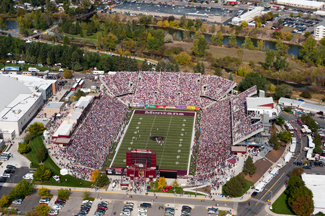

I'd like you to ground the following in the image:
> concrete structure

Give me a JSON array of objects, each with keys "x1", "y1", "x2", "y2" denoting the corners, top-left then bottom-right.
[
  {"x1": 232, "y1": 7, "x2": 264, "y2": 25},
  {"x1": 301, "y1": 173, "x2": 325, "y2": 214},
  {"x1": 2, "y1": 74, "x2": 58, "y2": 101},
  {"x1": 43, "y1": 102, "x2": 65, "y2": 118},
  {"x1": 276, "y1": 0, "x2": 325, "y2": 9},
  {"x1": 52, "y1": 120, "x2": 75, "y2": 139},
  {"x1": 314, "y1": 20, "x2": 325, "y2": 41},
  {"x1": 247, "y1": 97, "x2": 279, "y2": 119},
  {"x1": 279, "y1": 97, "x2": 325, "y2": 114},
  {"x1": 0, "y1": 75, "x2": 44, "y2": 136}
]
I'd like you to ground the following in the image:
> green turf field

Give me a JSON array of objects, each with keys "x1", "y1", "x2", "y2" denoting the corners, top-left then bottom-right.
[{"x1": 111, "y1": 111, "x2": 195, "y2": 171}]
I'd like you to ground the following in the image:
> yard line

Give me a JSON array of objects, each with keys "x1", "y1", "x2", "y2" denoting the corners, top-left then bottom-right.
[
  {"x1": 144, "y1": 115, "x2": 157, "y2": 150},
  {"x1": 159, "y1": 116, "x2": 173, "y2": 167}
]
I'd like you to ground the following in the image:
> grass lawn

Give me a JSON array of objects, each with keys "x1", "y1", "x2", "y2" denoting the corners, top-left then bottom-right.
[
  {"x1": 63, "y1": 29, "x2": 99, "y2": 41},
  {"x1": 271, "y1": 192, "x2": 295, "y2": 215},
  {"x1": 111, "y1": 112, "x2": 195, "y2": 171},
  {"x1": 281, "y1": 27, "x2": 295, "y2": 33},
  {"x1": 26, "y1": 136, "x2": 92, "y2": 187},
  {"x1": 149, "y1": 187, "x2": 205, "y2": 196},
  {"x1": 222, "y1": 179, "x2": 254, "y2": 197}
]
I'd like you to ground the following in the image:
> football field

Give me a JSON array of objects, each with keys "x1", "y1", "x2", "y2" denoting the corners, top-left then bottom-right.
[{"x1": 111, "y1": 110, "x2": 195, "y2": 171}]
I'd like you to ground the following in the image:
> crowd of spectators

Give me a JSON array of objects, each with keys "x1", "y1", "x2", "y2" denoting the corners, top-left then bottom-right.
[
  {"x1": 231, "y1": 86, "x2": 263, "y2": 143},
  {"x1": 101, "y1": 72, "x2": 236, "y2": 107},
  {"x1": 62, "y1": 93, "x2": 129, "y2": 170}
]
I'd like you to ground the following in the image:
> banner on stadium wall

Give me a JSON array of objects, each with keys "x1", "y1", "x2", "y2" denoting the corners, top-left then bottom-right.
[
  {"x1": 176, "y1": 106, "x2": 187, "y2": 109},
  {"x1": 187, "y1": 106, "x2": 196, "y2": 109},
  {"x1": 145, "y1": 104, "x2": 156, "y2": 108},
  {"x1": 156, "y1": 106, "x2": 166, "y2": 108},
  {"x1": 136, "y1": 104, "x2": 145, "y2": 107},
  {"x1": 167, "y1": 106, "x2": 175, "y2": 109}
]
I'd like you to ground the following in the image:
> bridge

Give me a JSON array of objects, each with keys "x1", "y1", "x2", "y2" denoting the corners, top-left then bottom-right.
[{"x1": 29, "y1": 9, "x2": 101, "y2": 39}]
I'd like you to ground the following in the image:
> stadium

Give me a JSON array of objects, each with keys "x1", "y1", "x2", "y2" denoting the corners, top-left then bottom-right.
[{"x1": 62, "y1": 71, "x2": 277, "y2": 180}]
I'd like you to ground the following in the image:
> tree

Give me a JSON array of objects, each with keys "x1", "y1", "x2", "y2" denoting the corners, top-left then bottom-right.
[
  {"x1": 320, "y1": 37, "x2": 325, "y2": 47},
  {"x1": 172, "y1": 180, "x2": 179, "y2": 188},
  {"x1": 36, "y1": 145, "x2": 48, "y2": 163},
  {"x1": 263, "y1": 50, "x2": 276, "y2": 69},
  {"x1": 274, "y1": 84, "x2": 293, "y2": 100},
  {"x1": 91, "y1": 169, "x2": 100, "y2": 182},
  {"x1": 242, "y1": 37, "x2": 254, "y2": 50},
  {"x1": 290, "y1": 167, "x2": 304, "y2": 177},
  {"x1": 34, "y1": 204, "x2": 51, "y2": 216},
  {"x1": 191, "y1": 32, "x2": 207, "y2": 56},
  {"x1": 223, "y1": 176, "x2": 242, "y2": 197},
  {"x1": 82, "y1": 191, "x2": 91, "y2": 200},
  {"x1": 62, "y1": 36, "x2": 70, "y2": 45},
  {"x1": 229, "y1": 33, "x2": 237, "y2": 46},
  {"x1": 97, "y1": 174, "x2": 109, "y2": 187},
  {"x1": 275, "y1": 39, "x2": 289, "y2": 56},
  {"x1": 243, "y1": 156, "x2": 256, "y2": 177},
  {"x1": 300, "y1": 90, "x2": 311, "y2": 99},
  {"x1": 275, "y1": 116, "x2": 286, "y2": 125},
  {"x1": 237, "y1": 49, "x2": 244, "y2": 62},
  {"x1": 304, "y1": 31, "x2": 311, "y2": 38},
  {"x1": 18, "y1": 142, "x2": 31, "y2": 154},
  {"x1": 211, "y1": 24, "x2": 216, "y2": 33},
  {"x1": 269, "y1": 132, "x2": 281, "y2": 150},
  {"x1": 63, "y1": 70, "x2": 72, "y2": 79},
  {"x1": 228, "y1": 72, "x2": 233, "y2": 81},
  {"x1": 291, "y1": 195, "x2": 314, "y2": 216},
  {"x1": 174, "y1": 63, "x2": 180, "y2": 72},
  {"x1": 174, "y1": 52, "x2": 191, "y2": 65},
  {"x1": 28, "y1": 122, "x2": 46, "y2": 137},
  {"x1": 257, "y1": 40, "x2": 264, "y2": 51},
  {"x1": 57, "y1": 188, "x2": 70, "y2": 200},
  {"x1": 157, "y1": 177, "x2": 167, "y2": 189},
  {"x1": 164, "y1": 34, "x2": 173, "y2": 43},
  {"x1": 10, "y1": 180, "x2": 34, "y2": 198},
  {"x1": 0, "y1": 17, "x2": 6, "y2": 30},
  {"x1": 0, "y1": 194, "x2": 11, "y2": 208},
  {"x1": 211, "y1": 30, "x2": 223, "y2": 46},
  {"x1": 316, "y1": 212, "x2": 325, "y2": 216},
  {"x1": 278, "y1": 131, "x2": 291, "y2": 143},
  {"x1": 241, "y1": 21, "x2": 248, "y2": 28},
  {"x1": 33, "y1": 165, "x2": 52, "y2": 181},
  {"x1": 240, "y1": 72, "x2": 268, "y2": 92},
  {"x1": 37, "y1": 187, "x2": 49, "y2": 196}
]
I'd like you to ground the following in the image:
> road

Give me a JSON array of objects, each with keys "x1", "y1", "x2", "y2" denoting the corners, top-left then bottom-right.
[{"x1": 237, "y1": 111, "x2": 307, "y2": 216}]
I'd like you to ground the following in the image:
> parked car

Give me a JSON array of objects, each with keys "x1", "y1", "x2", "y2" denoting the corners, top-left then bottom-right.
[
  {"x1": 302, "y1": 166, "x2": 311, "y2": 169},
  {"x1": 4, "y1": 169, "x2": 15, "y2": 174},
  {"x1": 6, "y1": 165, "x2": 16, "y2": 169},
  {"x1": 162, "y1": 186, "x2": 173, "y2": 192},
  {"x1": 140, "y1": 203, "x2": 152, "y2": 208}
]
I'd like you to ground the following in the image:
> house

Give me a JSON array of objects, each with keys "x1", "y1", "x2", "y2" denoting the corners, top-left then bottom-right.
[{"x1": 314, "y1": 20, "x2": 325, "y2": 40}]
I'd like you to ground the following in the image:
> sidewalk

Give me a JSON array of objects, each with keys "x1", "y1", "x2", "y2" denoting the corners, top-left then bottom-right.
[{"x1": 264, "y1": 185, "x2": 288, "y2": 216}]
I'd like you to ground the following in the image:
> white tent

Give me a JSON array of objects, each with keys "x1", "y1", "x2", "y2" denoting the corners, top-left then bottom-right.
[{"x1": 60, "y1": 169, "x2": 69, "y2": 176}]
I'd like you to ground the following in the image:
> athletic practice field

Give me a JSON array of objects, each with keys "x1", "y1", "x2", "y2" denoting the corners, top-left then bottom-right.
[{"x1": 111, "y1": 110, "x2": 196, "y2": 171}]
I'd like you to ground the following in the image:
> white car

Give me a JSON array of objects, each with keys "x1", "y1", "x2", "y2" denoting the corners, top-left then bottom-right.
[
  {"x1": 59, "y1": 69, "x2": 64, "y2": 72},
  {"x1": 125, "y1": 202, "x2": 134, "y2": 206},
  {"x1": 120, "y1": 212, "x2": 130, "y2": 216},
  {"x1": 82, "y1": 200, "x2": 93, "y2": 204},
  {"x1": 53, "y1": 175, "x2": 60, "y2": 182},
  {"x1": 39, "y1": 198, "x2": 50, "y2": 204},
  {"x1": 52, "y1": 204, "x2": 62, "y2": 210},
  {"x1": 12, "y1": 199, "x2": 22, "y2": 204},
  {"x1": 138, "y1": 208, "x2": 147, "y2": 213},
  {"x1": 138, "y1": 214, "x2": 147, "y2": 216}
]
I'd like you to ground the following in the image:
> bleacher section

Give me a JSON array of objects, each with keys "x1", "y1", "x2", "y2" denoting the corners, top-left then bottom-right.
[{"x1": 100, "y1": 71, "x2": 236, "y2": 107}]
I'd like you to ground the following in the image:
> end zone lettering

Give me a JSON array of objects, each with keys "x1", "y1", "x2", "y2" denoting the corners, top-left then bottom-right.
[{"x1": 134, "y1": 110, "x2": 195, "y2": 117}]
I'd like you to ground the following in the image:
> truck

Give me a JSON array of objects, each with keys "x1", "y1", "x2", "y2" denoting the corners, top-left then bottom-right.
[
  {"x1": 315, "y1": 10, "x2": 325, "y2": 16},
  {"x1": 255, "y1": 182, "x2": 267, "y2": 193},
  {"x1": 93, "y1": 70, "x2": 104, "y2": 75},
  {"x1": 91, "y1": 86, "x2": 97, "y2": 90},
  {"x1": 94, "y1": 76, "x2": 98, "y2": 81}
]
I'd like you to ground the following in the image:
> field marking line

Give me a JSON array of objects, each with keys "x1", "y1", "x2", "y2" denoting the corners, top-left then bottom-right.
[
  {"x1": 159, "y1": 116, "x2": 173, "y2": 167},
  {"x1": 255, "y1": 172, "x2": 285, "y2": 206},
  {"x1": 187, "y1": 113, "x2": 197, "y2": 175},
  {"x1": 110, "y1": 110, "x2": 135, "y2": 167},
  {"x1": 144, "y1": 115, "x2": 157, "y2": 150}
]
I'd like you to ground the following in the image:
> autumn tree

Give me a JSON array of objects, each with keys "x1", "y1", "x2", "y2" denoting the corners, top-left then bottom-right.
[
  {"x1": 157, "y1": 177, "x2": 167, "y2": 189},
  {"x1": 34, "y1": 204, "x2": 51, "y2": 216},
  {"x1": 57, "y1": 189, "x2": 70, "y2": 200},
  {"x1": 37, "y1": 187, "x2": 49, "y2": 196},
  {"x1": 0, "y1": 194, "x2": 11, "y2": 208},
  {"x1": 172, "y1": 180, "x2": 179, "y2": 188},
  {"x1": 174, "y1": 52, "x2": 191, "y2": 65},
  {"x1": 33, "y1": 165, "x2": 52, "y2": 181},
  {"x1": 91, "y1": 169, "x2": 101, "y2": 182},
  {"x1": 28, "y1": 122, "x2": 46, "y2": 137},
  {"x1": 291, "y1": 195, "x2": 314, "y2": 216}
]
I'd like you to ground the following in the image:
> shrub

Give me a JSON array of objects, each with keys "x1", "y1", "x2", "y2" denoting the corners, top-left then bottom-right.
[
  {"x1": 300, "y1": 90, "x2": 311, "y2": 99},
  {"x1": 37, "y1": 187, "x2": 49, "y2": 196},
  {"x1": 36, "y1": 145, "x2": 48, "y2": 163},
  {"x1": 284, "y1": 106, "x2": 292, "y2": 112}
]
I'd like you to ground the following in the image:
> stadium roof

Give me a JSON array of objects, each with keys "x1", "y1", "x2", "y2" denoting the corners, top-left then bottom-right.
[
  {"x1": 0, "y1": 75, "x2": 32, "y2": 112},
  {"x1": 301, "y1": 173, "x2": 325, "y2": 214}
]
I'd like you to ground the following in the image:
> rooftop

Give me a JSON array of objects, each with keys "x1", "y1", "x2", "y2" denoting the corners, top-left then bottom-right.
[
  {"x1": 0, "y1": 75, "x2": 32, "y2": 112},
  {"x1": 277, "y1": 0, "x2": 325, "y2": 7},
  {"x1": 2, "y1": 74, "x2": 56, "y2": 92},
  {"x1": 0, "y1": 92, "x2": 43, "y2": 122},
  {"x1": 28, "y1": 118, "x2": 50, "y2": 127},
  {"x1": 44, "y1": 102, "x2": 64, "y2": 109},
  {"x1": 246, "y1": 97, "x2": 275, "y2": 109}
]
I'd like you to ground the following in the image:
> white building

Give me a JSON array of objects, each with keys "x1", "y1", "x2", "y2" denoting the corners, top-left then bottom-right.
[
  {"x1": 279, "y1": 97, "x2": 325, "y2": 114},
  {"x1": 276, "y1": 0, "x2": 325, "y2": 9},
  {"x1": 246, "y1": 97, "x2": 280, "y2": 119},
  {"x1": 1, "y1": 74, "x2": 58, "y2": 101},
  {"x1": 301, "y1": 173, "x2": 325, "y2": 214},
  {"x1": 232, "y1": 7, "x2": 264, "y2": 25},
  {"x1": 0, "y1": 76, "x2": 44, "y2": 137},
  {"x1": 314, "y1": 20, "x2": 325, "y2": 41}
]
